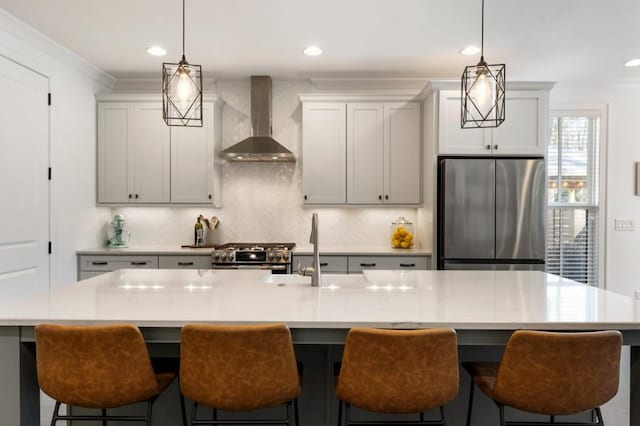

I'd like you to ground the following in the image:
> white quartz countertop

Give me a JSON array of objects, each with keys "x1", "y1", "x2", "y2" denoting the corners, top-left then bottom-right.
[
  {"x1": 0, "y1": 269, "x2": 637, "y2": 329},
  {"x1": 77, "y1": 245, "x2": 431, "y2": 256}
]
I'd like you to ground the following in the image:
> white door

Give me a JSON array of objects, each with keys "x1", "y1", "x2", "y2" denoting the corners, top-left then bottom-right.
[
  {"x1": 302, "y1": 103, "x2": 347, "y2": 204},
  {"x1": 438, "y1": 90, "x2": 491, "y2": 155},
  {"x1": 491, "y1": 92, "x2": 544, "y2": 155},
  {"x1": 384, "y1": 102, "x2": 422, "y2": 204},
  {"x1": 347, "y1": 103, "x2": 384, "y2": 204},
  {"x1": 97, "y1": 102, "x2": 133, "y2": 203},
  {"x1": 133, "y1": 103, "x2": 171, "y2": 203},
  {"x1": 171, "y1": 103, "x2": 214, "y2": 203},
  {"x1": 0, "y1": 57, "x2": 50, "y2": 296}
]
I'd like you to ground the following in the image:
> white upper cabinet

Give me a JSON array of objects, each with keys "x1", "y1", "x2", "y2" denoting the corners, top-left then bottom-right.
[
  {"x1": 384, "y1": 102, "x2": 421, "y2": 204},
  {"x1": 438, "y1": 88, "x2": 548, "y2": 156},
  {"x1": 170, "y1": 103, "x2": 218, "y2": 204},
  {"x1": 97, "y1": 94, "x2": 222, "y2": 206},
  {"x1": 133, "y1": 103, "x2": 170, "y2": 203},
  {"x1": 302, "y1": 102, "x2": 347, "y2": 204},
  {"x1": 98, "y1": 103, "x2": 133, "y2": 203},
  {"x1": 301, "y1": 95, "x2": 422, "y2": 206},
  {"x1": 347, "y1": 103, "x2": 384, "y2": 204}
]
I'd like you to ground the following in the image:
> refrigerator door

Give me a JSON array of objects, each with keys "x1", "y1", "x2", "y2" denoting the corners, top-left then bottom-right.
[
  {"x1": 495, "y1": 159, "x2": 546, "y2": 260},
  {"x1": 443, "y1": 159, "x2": 496, "y2": 259}
]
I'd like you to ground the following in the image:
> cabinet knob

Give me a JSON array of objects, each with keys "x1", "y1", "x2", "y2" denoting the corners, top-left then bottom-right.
[
  {"x1": 378, "y1": 195, "x2": 382, "y2": 200},
  {"x1": 486, "y1": 144, "x2": 491, "y2": 150},
  {"x1": 128, "y1": 194, "x2": 132, "y2": 199},
  {"x1": 304, "y1": 195, "x2": 308, "y2": 201},
  {"x1": 385, "y1": 195, "x2": 389, "y2": 200},
  {"x1": 135, "y1": 194, "x2": 139, "y2": 199},
  {"x1": 494, "y1": 144, "x2": 499, "y2": 150},
  {"x1": 208, "y1": 194, "x2": 212, "y2": 200}
]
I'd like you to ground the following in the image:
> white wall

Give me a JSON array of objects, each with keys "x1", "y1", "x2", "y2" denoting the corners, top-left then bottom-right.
[
  {"x1": 551, "y1": 82, "x2": 640, "y2": 298},
  {"x1": 113, "y1": 79, "x2": 421, "y2": 248},
  {"x1": 0, "y1": 9, "x2": 113, "y2": 288}
]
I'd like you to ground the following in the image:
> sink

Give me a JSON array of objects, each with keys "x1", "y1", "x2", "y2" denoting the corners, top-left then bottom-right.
[{"x1": 264, "y1": 274, "x2": 367, "y2": 288}]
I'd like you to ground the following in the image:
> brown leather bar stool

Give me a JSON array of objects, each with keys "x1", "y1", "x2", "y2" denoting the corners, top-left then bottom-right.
[
  {"x1": 463, "y1": 330, "x2": 623, "y2": 426},
  {"x1": 180, "y1": 323, "x2": 301, "y2": 426},
  {"x1": 336, "y1": 328, "x2": 459, "y2": 426},
  {"x1": 35, "y1": 323, "x2": 183, "y2": 425}
]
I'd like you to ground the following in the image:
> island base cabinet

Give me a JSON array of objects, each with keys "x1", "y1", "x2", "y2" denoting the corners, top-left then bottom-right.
[{"x1": 348, "y1": 255, "x2": 429, "y2": 273}]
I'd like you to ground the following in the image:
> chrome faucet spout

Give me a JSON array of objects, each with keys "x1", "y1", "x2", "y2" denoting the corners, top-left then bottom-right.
[{"x1": 298, "y1": 213, "x2": 322, "y2": 287}]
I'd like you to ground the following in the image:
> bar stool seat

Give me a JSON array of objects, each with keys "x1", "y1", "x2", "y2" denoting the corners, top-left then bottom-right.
[
  {"x1": 463, "y1": 330, "x2": 623, "y2": 426},
  {"x1": 180, "y1": 323, "x2": 301, "y2": 426},
  {"x1": 336, "y1": 328, "x2": 459, "y2": 426},
  {"x1": 35, "y1": 324, "x2": 184, "y2": 425}
]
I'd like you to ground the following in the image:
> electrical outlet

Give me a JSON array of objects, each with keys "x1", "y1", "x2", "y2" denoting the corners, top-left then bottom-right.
[{"x1": 614, "y1": 219, "x2": 635, "y2": 231}]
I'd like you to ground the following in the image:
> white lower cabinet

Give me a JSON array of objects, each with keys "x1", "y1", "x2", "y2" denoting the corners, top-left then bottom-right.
[
  {"x1": 292, "y1": 254, "x2": 430, "y2": 274},
  {"x1": 158, "y1": 256, "x2": 212, "y2": 269},
  {"x1": 77, "y1": 255, "x2": 159, "y2": 280},
  {"x1": 97, "y1": 95, "x2": 222, "y2": 206}
]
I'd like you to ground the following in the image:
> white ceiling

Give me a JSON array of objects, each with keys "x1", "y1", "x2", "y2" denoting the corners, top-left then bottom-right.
[{"x1": 1, "y1": 0, "x2": 639, "y2": 83}]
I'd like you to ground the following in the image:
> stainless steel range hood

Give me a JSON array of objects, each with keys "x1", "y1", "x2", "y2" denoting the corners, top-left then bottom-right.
[{"x1": 220, "y1": 76, "x2": 295, "y2": 162}]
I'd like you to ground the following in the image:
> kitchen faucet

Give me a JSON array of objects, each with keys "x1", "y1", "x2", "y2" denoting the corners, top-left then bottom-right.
[{"x1": 297, "y1": 213, "x2": 322, "y2": 287}]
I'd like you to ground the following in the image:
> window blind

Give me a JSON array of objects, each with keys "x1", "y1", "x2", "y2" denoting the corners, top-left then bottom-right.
[{"x1": 546, "y1": 115, "x2": 600, "y2": 286}]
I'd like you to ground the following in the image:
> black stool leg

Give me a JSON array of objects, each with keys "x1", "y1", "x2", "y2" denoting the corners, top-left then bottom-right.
[
  {"x1": 337, "y1": 400, "x2": 343, "y2": 426},
  {"x1": 102, "y1": 408, "x2": 107, "y2": 426},
  {"x1": 294, "y1": 399, "x2": 300, "y2": 426},
  {"x1": 191, "y1": 402, "x2": 199, "y2": 426},
  {"x1": 179, "y1": 394, "x2": 188, "y2": 426},
  {"x1": 50, "y1": 401, "x2": 61, "y2": 426},
  {"x1": 498, "y1": 404, "x2": 505, "y2": 426},
  {"x1": 440, "y1": 406, "x2": 446, "y2": 426},
  {"x1": 466, "y1": 380, "x2": 475, "y2": 426},
  {"x1": 595, "y1": 407, "x2": 604, "y2": 425},
  {"x1": 146, "y1": 400, "x2": 154, "y2": 426}
]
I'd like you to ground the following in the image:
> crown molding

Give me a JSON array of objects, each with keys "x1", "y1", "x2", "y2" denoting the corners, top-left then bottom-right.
[
  {"x1": 95, "y1": 92, "x2": 222, "y2": 104},
  {"x1": 0, "y1": 8, "x2": 115, "y2": 88},
  {"x1": 299, "y1": 92, "x2": 426, "y2": 103},
  {"x1": 112, "y1": 77, "x2": 217, "y2": 93},
  {"x1": 421, "y1": 80, "x2": 557, "y2": 98}
]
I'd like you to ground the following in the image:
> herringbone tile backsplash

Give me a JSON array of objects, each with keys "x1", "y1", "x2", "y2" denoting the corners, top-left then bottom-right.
[{"x1": 113, "y1": 80, "x2": 421, "y2": 248}]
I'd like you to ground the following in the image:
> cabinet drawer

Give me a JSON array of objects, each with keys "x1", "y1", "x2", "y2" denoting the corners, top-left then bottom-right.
[
  {"x1": 80, "y1": 255, "x2": 158, "y2": 271},
  {"x1": 158, "y1": 255, "x2": 212, "y2": 269},
  {"x1": 348, "y1": 256, "x2": 429, "y2": 273},
  {"x1": 292, "y1": 255, "x2": 348, "y2": 273}
]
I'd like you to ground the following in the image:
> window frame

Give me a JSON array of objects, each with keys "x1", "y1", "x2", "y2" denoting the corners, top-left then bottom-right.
[{"x1": 547, "y1": 104, "x2": 608, "y2": 288}]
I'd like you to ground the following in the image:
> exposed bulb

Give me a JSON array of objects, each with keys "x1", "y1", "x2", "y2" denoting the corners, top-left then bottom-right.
[
  {"x1": 470, "y1": 70, "x2": 495, "y2": 114},
  {"x1": 176, "y1": 66, "x2": 195, "y2": 104}
]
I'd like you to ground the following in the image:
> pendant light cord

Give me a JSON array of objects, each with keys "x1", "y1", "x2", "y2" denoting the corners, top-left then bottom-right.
[
  {"x1": 182, "y1": 0, "x2": 185, "y2": 58},
  {"x1": 480, "y1": 0, "x2": 485, "y2": 62}
]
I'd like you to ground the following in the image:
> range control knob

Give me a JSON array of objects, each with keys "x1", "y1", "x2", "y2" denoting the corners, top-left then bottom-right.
[
  {"x1": 268, "y1": 252, "x2": 275, "y2": 261},
  {"x1": 221, "y1": 253, "x2": 228, "y2": 261},
  {"x1": 275, "y1": 252, "x2": 283, "y2": 261},
  {"x1": 283, "y1": 252, "x2": 289, "y2": 260},
  {"x1": 213, "y1": 253, "x2": 220, "y2": 261},
  {"x1": 229, "y1": 253, "x2": 234, "y2": 261}
]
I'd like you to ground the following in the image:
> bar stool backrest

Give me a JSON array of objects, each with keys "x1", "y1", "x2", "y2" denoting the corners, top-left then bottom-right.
[
  {"x1": 35, "y1": 324, "x2": 159, "y2": 408},
  {"x1": 336, "y1": 328, "x2": 459, "y2": 414},
  {"x1": 493, "y1": 330, "x2": 623, "y2": 415},
  {"x1": 180, "y1": 323, "x2": 300, "y2": 411}
]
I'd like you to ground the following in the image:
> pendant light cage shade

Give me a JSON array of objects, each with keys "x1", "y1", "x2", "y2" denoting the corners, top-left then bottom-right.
[
  {"x1": 162, "y1": 61, "x2": 203, "y2": 127},
  {"x1": 461, "y1": 62, "x2": 505, "y2": 128}
]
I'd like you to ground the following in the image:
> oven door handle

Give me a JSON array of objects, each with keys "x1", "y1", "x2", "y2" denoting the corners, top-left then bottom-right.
[{"x1": 212, "y1": 264, "x2": 288, "y2": 271}]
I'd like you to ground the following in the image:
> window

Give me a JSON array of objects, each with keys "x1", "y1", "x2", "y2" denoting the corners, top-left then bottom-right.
[{"x1": 546, "y1": 110, "x2": 604, "y2": 287}]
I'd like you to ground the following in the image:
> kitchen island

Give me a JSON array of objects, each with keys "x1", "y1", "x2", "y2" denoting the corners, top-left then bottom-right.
[{"x1": 1, "y1": 269, "x2": 640, "y2": 425}]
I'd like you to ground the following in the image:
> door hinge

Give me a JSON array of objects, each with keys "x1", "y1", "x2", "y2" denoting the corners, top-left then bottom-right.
[
  {"x1": 48, "y1": 167, "x2": 52, "y2": 180},
  {"x1": 47, "y1": 93, "x2": 51, "y2": 106},
  {"x1": 48, "y1": 241, "x2": 52, "y2": 254}
]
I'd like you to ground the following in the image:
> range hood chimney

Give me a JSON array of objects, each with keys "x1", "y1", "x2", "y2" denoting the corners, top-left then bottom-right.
[{"x1": 220, "y1": 76, "x2": 295, "y2": 162}]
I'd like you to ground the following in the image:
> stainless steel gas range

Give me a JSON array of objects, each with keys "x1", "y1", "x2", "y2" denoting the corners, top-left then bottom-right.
[{"x1": 211, "y1": 243, "x2": 295, "y2": 274}]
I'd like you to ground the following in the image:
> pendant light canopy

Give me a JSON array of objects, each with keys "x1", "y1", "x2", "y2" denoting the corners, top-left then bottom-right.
[
  {"x1": 162, "y1": 0, "x2": 203, "y2": 127},
  {"x1": 461, "y1": 0, "x2": 505, "y2": 129}
]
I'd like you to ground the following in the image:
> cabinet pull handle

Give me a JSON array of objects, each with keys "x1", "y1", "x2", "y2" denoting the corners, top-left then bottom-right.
[
  {"x1": 135, "y1": 194, "x2": 139, "y2": 199},
  {"x1": 320, "y1": 262, "x2": 329, "y2": 267},
  {"x1": 400, "y1": 263, "x2": 416, "y2": 268},
  {"x1": 360, "y1": 263, "x2": 376, "y2": 267},
  {"x1": 178, "y1": 262, "x2": 194, "y2": 266},
  {"x1": 486, "y1": 144, "x2": 491, "y2": 150},
  {"x1": 494, "y1": 144, "x2": 499, "y2": 150},
  {"x1": 130, "y1": 261, "x2": 147, "y2": 266},
  {"x1": 378, "y1": 195, "x2": 382, "y2": 200},
  {"x1": 128, "y1": 194, "x2": 132, "y2": 199},
  {"x1": 208, "y1": 194, "x2": 212, "y2": 200},
  {"x1": 385, "y1": 195, "x2": 389, "y2": 200},
  {"x1": 304, "y1": 195, "x2": 308, "y2": 201},
  {"x1": 91, "y1": 261, "x2": 108, "y2": 266}
]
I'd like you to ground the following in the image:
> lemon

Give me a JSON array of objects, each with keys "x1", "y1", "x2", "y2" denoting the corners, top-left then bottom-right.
[{"x1": 400, "y1": 241, "x2": 409, "y2": 248}]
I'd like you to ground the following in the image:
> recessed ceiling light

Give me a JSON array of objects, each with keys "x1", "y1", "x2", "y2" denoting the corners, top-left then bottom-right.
[
  {"x1": 146, "y1": 46, "x2": 167, "y2": 56},
  {"x1": 459, "y1": 46, "x2": 481, "y2": 56},
  {"x1": 304, "y1": 45, "x2": 323, "y2": 56},
  {"x1": 624, "y1": 58, "x2": 640, "y2": 67}
]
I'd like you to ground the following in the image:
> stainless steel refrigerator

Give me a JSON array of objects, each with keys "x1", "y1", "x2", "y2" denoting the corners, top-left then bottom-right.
[{"x1": 437, "y1": 157, "x2": 545, "y2": 270}]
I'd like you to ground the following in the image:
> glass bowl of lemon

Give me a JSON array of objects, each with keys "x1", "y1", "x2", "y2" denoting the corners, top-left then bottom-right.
[{"x1": 391, "y1": 217, "x2": 414, "y2": 249}]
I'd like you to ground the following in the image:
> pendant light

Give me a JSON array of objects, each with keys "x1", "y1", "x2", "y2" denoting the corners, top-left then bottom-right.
[
  {"x1": 461, "y1": 0, "x2": 505, "y2": 129},
  {"x1": 162, "y1": 0, "x2": 203, "y2": 127}
]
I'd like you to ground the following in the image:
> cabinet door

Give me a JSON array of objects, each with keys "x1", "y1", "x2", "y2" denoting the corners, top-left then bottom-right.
[
  {"x1": 171, "y1": 103, "x2": 214, "y2": 204},
  {"x1": 438, "y1": 90, "x2": 491, "y2": 155},
  {"x1": 347, "y1": 103, "x2": 384, "y2": 204},
  {"x1": 302, "y1": 103, "x2": 347, "y2": 204},
  {"x1": 133, "y1": 104, "x2": 170, "y2": 203},
  {"x1": 491, "y1": 92, "x2": 545, "y2": 155},
  {"x1": 384, "y1": 102, "x2": 421, "y2": 204},
  {"x1": 97, "y1": 103, "x2": 133, "y2": 203}
]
